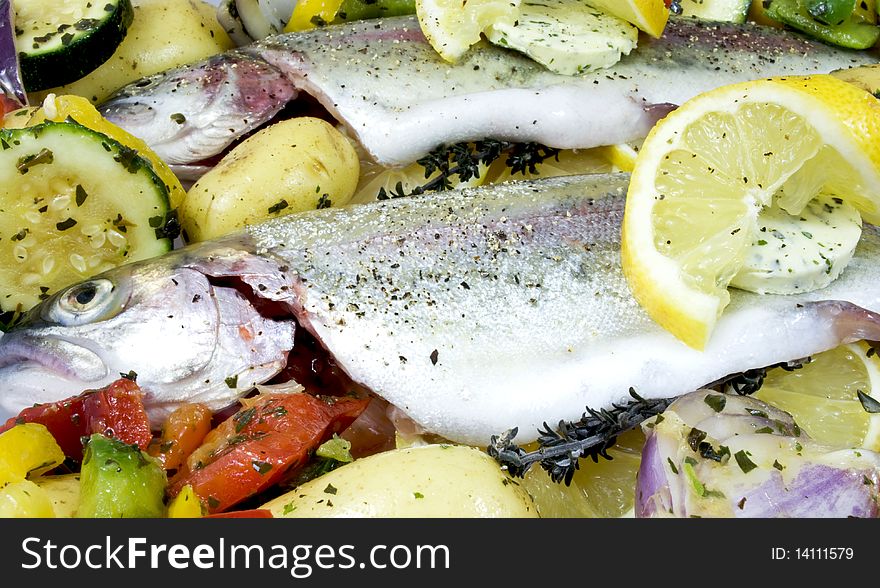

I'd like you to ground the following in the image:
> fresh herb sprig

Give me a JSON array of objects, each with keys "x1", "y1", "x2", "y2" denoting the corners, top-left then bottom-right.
[
  {"x1": 488, "y1": 388, "x2": 673, "y2": 485},
  {"x1": 706, "y1": 358, "x2": 809, "y2": 396},
  {"x1": 377, "y1": 140, "x2": 561, "y2": 200},
  {"x1": 489, "y1": 358, "x2": 811, "y2": 485}
]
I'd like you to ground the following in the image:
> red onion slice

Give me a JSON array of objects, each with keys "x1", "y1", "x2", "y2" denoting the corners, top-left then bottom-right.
[
  {"x1": 636, "y1": 390, "x2": 880, "y2": 518},
  {"x1": 0, "y1": 0, "x2": 26, "y2": 107}
]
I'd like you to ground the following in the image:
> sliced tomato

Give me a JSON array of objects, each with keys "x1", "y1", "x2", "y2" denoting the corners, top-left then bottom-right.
[
  {"x1": 0, "y1": 378, "x2": 151, "y2": 460},
  {"x1": 169, "y1": 393, "x2": 369, "y2": 513}
]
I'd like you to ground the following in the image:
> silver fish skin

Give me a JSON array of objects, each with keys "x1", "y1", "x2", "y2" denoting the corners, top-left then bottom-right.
[
  {"x1": 99, "y1": 16, "x2": 877, "y2": 168},
  {"x1": 3, "y1": 174, "x2": 880, "y2": 445}
]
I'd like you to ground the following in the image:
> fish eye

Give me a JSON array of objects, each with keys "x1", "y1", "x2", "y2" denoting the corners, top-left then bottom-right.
[
  {"x1": 42, "y1": 279, "x2": 130, "y2": 326},
  {"x1": 73, "y1": 283, "x2": 98, "y2": 305}
]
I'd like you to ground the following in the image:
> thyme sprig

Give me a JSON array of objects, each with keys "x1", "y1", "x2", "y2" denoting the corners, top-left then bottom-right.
[
  {"x1": 489, "y1": 359, "x2": 811, "y2": 485},
  {"x1": 487, "y1": 388, "x2": 673, "y2": 485},
  {"x1": 377, "y1": 140, "x2": 561, "y2": 200},
  {"x1": 707, "y1": 358, "x2": 809, "y2": 396}
]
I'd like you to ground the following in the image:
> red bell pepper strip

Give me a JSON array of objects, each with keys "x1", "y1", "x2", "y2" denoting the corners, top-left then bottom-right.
[
  {"x1": 147, "y1": 402, "x2": 213, "y2": 471},
  {"x1": 169, "y1": 393, "x2": 369, "y2": 513},
  {"x1": 0, "y1": 378, "x2": 152, "y2": 460}
]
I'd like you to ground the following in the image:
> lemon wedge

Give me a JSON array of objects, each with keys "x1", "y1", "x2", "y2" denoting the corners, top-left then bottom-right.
[
  {"x1": 519, "y1": 429, "x2": 644, "y2": 518},
  {"x1": 483, "y1": 147, "x2": 612, "y2": 184},
  {"x1": 353, "y1": 144, "x2": 619, "y2": 203},
  {"x1": 415, "y1": 0, "x2": 520, "y2": 62},
  {"x1": 621, "y1": 75, "x2": 880, "y2": 349},
  {"x1": 596, "y1": 142, "x2": 641, "y2": 173},
  {"x1": 351, "y1": 153, "x2": 487, "y2": 204},
  {"x1": 583, "y1": 0, "x2": 669, "y2": 37},
  {"x1": 755, "y1": 342, "x2": 880, "y2": 451}
]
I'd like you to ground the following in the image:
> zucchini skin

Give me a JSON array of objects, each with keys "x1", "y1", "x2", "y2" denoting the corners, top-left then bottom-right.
[
  {"x1": 19, "y1": 0, "x2": 134, "y2": 91},
  {"x1": 0, "y1": 118, "x2": 173, "y2": 217}
]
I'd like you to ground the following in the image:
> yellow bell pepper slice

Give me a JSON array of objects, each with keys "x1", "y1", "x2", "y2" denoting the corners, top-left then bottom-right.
[
  {"x1": 167, "y1": 484, "x2": 204, "y2": 518},
  {"x1": 0, "y1": 423, "x2": 65, "y2": 483}
]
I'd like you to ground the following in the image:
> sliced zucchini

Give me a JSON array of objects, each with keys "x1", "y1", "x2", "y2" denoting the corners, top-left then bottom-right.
[
  {"x1": 679, "y1": 0, "x2": 752, "y2": 23},
  {"x1": 485, "y1": 0, "x2": 639, "y2": 75},
  {"x1": 13, "y1": 0, "x2": 133, "y2": 91},
  {"x1": 0, "y1": 120, "x2": 171, "y2": 312}
]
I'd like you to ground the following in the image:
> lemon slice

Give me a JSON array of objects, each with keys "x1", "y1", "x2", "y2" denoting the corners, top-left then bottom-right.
[
  {"x1": 621, "y1": 75, "x2": 880, "y2": 349},
  {"x1": 285, "y1": 0, "x2": 345, "y2": 31},
  {"x1": 583, "y1": 0, "x2": 669, "y2": 37},
  {"x1": 754, "y1": 342, "x2": 880, "y2": 451},
  {"x1": 520, "y1": 467, "x2": 601, "y2": 517},
  {"x1": 350, "y1": 162, "x2": 432, "y2": 205},
  {"x1": 519, "y1": 429, "x2": 644, "y2": 517},
  {"x1": 351, "y1": 149, "x2": 488, "y2": 204},
  {"x1": 832, "y1": 63, "x2": 880, "y2": 97},
  {"x1": 596, "y1": 142, "x2": 641, "y2": 173},
  {"x1": 483, "y1": 147, "x2": 613, "y2": 184},
  {"x1": 415, "y1": 0, "x2": 520, "y2": 62}
]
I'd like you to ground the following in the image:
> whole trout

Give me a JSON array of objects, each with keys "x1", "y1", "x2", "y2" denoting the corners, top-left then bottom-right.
[
  {"x1": 2, "y1": 174, "x2": 880, "y2": 445},
  {"x1": 99, "y1": 16, "x2": 877, "y2": 170}
]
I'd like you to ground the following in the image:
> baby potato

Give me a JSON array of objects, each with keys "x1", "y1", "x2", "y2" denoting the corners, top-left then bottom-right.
[
  {"x1": 33, "y1": 474, "x2": 81, "y2": 518},
  {"x1": 180, "y1": 117, "x2": 360, "y2": 242},
  {"x1": 34, "y1": 0, "x2": 235, "y2": 104},
  {"x1": 0, "y1": 480, "x2": 56, "y2": 518},
  {"x1": 261, "y1": 445, "x2": 539, "y2": 518}
]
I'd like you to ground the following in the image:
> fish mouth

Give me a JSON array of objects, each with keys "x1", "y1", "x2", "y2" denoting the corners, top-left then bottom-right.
[
  {"x1": 0, "y1": 333, "x2": 109, "y2": 381},
  {"x1": 0, "y1": 333, "x2": 111, "y2": 419}
]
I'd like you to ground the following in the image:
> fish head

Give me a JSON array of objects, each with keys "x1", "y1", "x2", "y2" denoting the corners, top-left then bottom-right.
[
  {"x1": 0, "y1": 240, "x2": 297, "y2": 422},
  {"x1": 100, "y1": 52, "x2": 298, "y2": 167}
]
